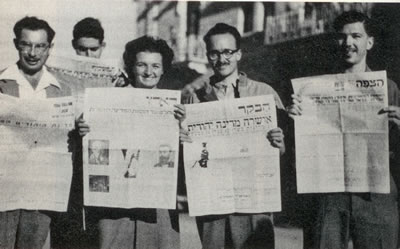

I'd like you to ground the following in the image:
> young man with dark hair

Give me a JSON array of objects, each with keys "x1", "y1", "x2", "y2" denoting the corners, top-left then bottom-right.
[
  {"x1": 0, "y1": 16, "x2": 71, "y2": 249},
  {"x1": 72, "y1": 17, "x2": 105, "y2": 58},
  {"x1": 183, "y1": 22, "x2": 286, "y2": 249},
  {"x1": 288, "y1": 10, "x2": 400, "y2": 249}
]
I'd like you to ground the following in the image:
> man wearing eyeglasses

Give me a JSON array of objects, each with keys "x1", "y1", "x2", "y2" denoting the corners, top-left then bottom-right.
[
  {"x1": 183, "y1": 23, "x2": 286, "y2": 249},
  {"x1": 72, "y1": 17, "x2": 105, "y2": 59},
  {"x1": 0, "y1": 16, "x2": 71, "y2": 249}
]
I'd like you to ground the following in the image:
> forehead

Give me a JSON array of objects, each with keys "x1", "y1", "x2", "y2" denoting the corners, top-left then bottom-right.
[
  {"x1": 135, "y1": 51, "x2": 162, "y2": 63},
  {"x1": 19, "y1": 29, "x2": 48, "y2": 43},
  {"x1": 208, "y1": 33, "x2": 237, "y2": 49},
  {"x1": 76, "y1": 37, "x2": 101, "y2": 47},
  {"x1": 339, "y1": 22, "x2": 367, "y2": 34}
]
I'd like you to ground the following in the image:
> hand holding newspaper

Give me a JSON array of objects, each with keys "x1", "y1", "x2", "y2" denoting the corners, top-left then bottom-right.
[{"x1": 291, "y1": 71, "x2": 390, "y2": 194}]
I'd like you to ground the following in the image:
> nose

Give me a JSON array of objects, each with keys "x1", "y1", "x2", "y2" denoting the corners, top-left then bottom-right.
[
  {"x1": 88, "y1": 50, "x2": 96, "y2": 58},
  {"x1": 27, "y1": 45, "x2": 37, "y2": 57},
  {"x1": 144, "y1": 66, "x2": 153, "y2": 75},
  {"x1": 217, "y1": 53, "x2": 226, "y2": 63},
  {"x1": 344, "y1": 35, "x2": 353, "y2": 47}
]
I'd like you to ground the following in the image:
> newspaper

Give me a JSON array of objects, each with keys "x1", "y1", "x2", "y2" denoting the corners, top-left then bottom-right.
[
  {"x1": 83, "y1": 88, "x2": 180, "y2": 209},
  {"x1": 0, "y1": 94, "x2": 75, "y2": 211},
  {"x1": 184, "y1": 95, "x2": 281, "y2": 216},
  {"x1": 46, "y1": 55, "x2": 121, "y2": 116},
  {"x1": 292, "y1": 71, "x2": 390, "y2": 194}
]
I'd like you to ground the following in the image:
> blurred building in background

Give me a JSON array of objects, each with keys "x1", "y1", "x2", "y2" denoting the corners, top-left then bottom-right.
[{"x1": 134, "y1": 1, "x2": 373, "y2": 73}]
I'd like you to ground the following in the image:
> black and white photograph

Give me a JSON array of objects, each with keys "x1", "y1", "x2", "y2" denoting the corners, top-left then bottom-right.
[
  {"x1": 89, "y1": 175, "x2": 110, "y2": 193},
  {"x1": 154, "y1": 144, "x2": 175, "y2": 168},
  {"x1": 88, "y1": 139, "x2": 109, "y2": 165},
  {"x1": 1, "y1": 1, "x2": 400, "y2": 249}
]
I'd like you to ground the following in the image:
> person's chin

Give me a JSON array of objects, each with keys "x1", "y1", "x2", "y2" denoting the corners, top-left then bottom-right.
[
  {"x1": 20, "y1": 64, "x2": 43, "y2": 74},
  {"x1": 139, "y1": 79, "x2": 158, "y2": 88},
  {"x1": 217, "y1": 69, "x2": 233, "y2": 77}
]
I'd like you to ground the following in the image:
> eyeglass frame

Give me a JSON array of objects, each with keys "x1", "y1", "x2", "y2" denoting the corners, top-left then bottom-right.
[
  {"x1": 17, "y1": 41, "x2": 50, "y2": 54},
  {"x1": 206, "y1": 48, "x2": 240, "y2": 61}
]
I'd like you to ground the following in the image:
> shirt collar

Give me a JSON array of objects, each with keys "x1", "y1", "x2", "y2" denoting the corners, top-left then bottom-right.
[
  {"x1": 0, "y1": 63, "x2": 60, "y2": 90},
  {"x1": 210, "y1": 71, "x2": 240, "y2": 89}
]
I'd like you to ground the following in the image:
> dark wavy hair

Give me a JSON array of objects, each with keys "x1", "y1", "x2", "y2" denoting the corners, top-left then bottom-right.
[
  {"x1": 203, "y1": 23, "x2": 241, "y2": 50},
  {"x1": 14, "y1": 16, "x2": 55, "y2": 43},
  {"x1": 123, "y1": 36, "x2": 174, "y2": 79},
  {"x1": 73, "y1": 17, "x2": 104, "y2": 43},
  {"x1": 333, "y1": 11, "x2": 375, "y2": 37}
]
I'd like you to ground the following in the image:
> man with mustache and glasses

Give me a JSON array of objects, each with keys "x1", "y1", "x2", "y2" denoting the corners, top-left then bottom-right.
[
  {"x1": 288, "y1": 11, "x2": 400, "y2": 249},
  {"x1": 183, "y1": 23, "x2": 286, "y2": 249},
  {"x1": 0, "y1": 16, "x2": 71, "y2": 249}
]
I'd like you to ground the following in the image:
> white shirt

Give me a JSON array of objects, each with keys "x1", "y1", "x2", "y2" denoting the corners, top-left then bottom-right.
[
  {"x1": 0, "y1": 64, "x2": 60, "y2": 99},
  {"x1": 212, "y1": 72, "x2": 238, "y2": 100}
]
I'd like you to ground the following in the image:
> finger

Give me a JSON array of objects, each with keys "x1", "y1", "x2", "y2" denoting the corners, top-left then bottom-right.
[
  {"x1": 270, "y1": 140, "x2": 283, "y2": 149},
  {"x1": 174, "y1": 110, "x2": 185, "y2": 117},
  {"x1": 78, "y1": 123, "x2": 90, "y2": 129},
  {"x1": 389, "y1": 117, "x2": 400, "y2": 126},
  {"x1": 287, "y1": 105, "x2": 302, "y2": 116},
  {"x1": 292, "y1": 100, "x2": 303, "y2": 112},
  {"x1": 174, "y1": 104, "x2": 185, "y2": 110},
  {"x1": 179, "y1": 135, "x2": 193, "y2": 143},
  {"x1": 291, "y1": 94, "x2": 302, "y2": 103},
  {"x1": 268, "y1": 127, "x2": 282, "y2": 133},
  {"x1": 388, "y1": 112, "x2": 400, "y2": 119},
  {"x1": 267, "y1": 133, "x2": 284, "y2": 140},
  {"x1": 269, "y1": 135, "x2": 284, "y2": 141}
]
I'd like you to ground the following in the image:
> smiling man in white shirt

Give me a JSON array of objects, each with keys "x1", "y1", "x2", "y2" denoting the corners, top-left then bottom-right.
[{"x1": 0, "y1": 16, "x2": 71, "y2": 249}]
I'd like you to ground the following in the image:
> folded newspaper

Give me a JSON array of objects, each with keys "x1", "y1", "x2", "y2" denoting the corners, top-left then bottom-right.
[{"x1": 291, "y1": 71, "x2": 390, "y2": 194}]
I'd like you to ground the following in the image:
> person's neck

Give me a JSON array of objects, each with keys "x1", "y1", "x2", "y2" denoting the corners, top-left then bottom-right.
[
  {"x1": 18, "y1": 64, "x2": 43, "y2": 90},
  {"x1": 214, "y1": 70, "x2": 239, "y2": 85},
  {"x1": 344, "y1": 60, "x2": 367, "y2": 73}
]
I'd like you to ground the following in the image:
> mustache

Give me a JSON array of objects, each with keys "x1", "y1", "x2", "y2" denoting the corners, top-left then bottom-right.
[
  {"x1": 341, "y1": 46, "x2": 357, "y2": 53},
  {"x1": 215, "y1": 61, "x2": 230, "y2": 67}
]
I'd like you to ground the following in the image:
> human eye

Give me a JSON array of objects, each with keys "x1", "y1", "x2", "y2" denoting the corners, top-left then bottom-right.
[
  {"x1": 223, "y1": 49, "x2": 234, "y2": 56},
  {"x1": 152, "y1": 64, "x2": 162, "y2": 69},
  {"x1": 19, "y1": 41, "x2": 31, "y2": 49},
  {"x1": 37, "y1": 43, "x2": 47, "y2": 49},
  {"x1": 89, "y1": 47, "x2": 100, "y2": 52},
  {"x1": 207, "y1": 50, "x2": 218, "y2": 58},
  {"x1": 135, "y1": 62, "x2": 146, "y2": 68}
]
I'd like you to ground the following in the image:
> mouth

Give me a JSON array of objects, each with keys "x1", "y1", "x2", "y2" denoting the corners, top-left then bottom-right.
[
  {"x1": 25, "y1": 58, "x2": 40, "y2": 65},
  {"x1": 216, "y1": 63, "x2": 229, "y2": 70},
  {"x1": 344, "y1": 48, "x2": 357, "y2": 56}
]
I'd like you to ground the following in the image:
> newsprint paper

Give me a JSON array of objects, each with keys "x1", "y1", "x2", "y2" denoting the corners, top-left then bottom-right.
[
  {"x1": 184, "y1": 95, "x2": 281, "y2": 216},
  {"x1": 46, "y1": 55, "x2": 120, "y2": 116},
  {"x1": 292, "y1": 71, "x2": 390, "y2": 194},
  {"x1": 83, "y1": 88, "x2": 180, "y2": 209},
  {"x1": 0, "y1": 94, "x2": 74, "y2": 211}
]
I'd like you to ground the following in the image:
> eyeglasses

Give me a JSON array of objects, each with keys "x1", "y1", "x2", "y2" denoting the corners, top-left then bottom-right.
[
  {"x1": 207, "y1": 49, "x2": 239, "y2": 61},
  {"x1": 75, "y1": 46, "x2": 101, "y2": 52},
  {"x1": 17, "y1": 41, "x2": 49, "y2": 54}
]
